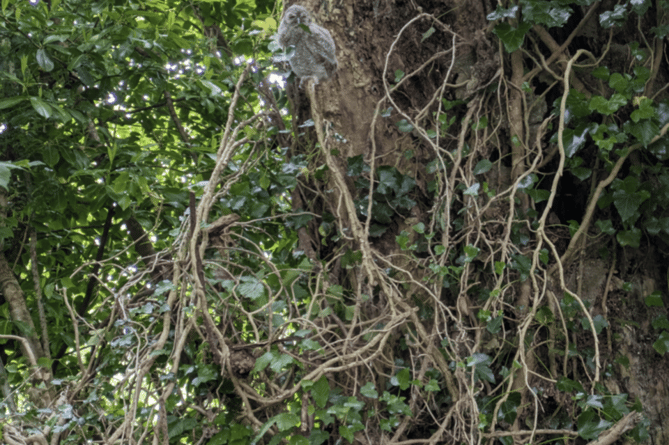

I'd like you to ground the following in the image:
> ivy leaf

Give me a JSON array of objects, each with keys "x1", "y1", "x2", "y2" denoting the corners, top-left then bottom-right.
[
  {"x1": 347, "y1": 155, "x2": 369, "y2": 176},
  {"x1": 309, "y1": 430, "x2": 330, "y2": 445},
  {"x1": 630, "y1": 0, "x2": 650, "y2": 15},
  {"x1": 486, "y1": 315, "x2": 503, "y2": 334},
  {"x1": 653, "y1": 331, "x2": 669, "y2": 355},
  {"x1": 238, "y1": 276, "x2": 265, "y2": 300},
  {"x1": 591, "y1": 66, "x2": 610, "y2": 80},
  {"x1": 463, "y1": 182, "x2": 480, "y2": 196},
  {"x1": 361, "y1": 382, "x2": 378, "y2": 399},
  {"x1": 652, "y1": 24, "x2": 669, "y2": 38},
  {"x1": 498, "y1": 392, "x2": 520, "y2": 424},
  {"x1": 463, "y1": 244, "x2": 480, "y2": 262},
  {"x1": 645, "y1": 291, "x2": 664, "y2": 307},
  {"x1": 599, "y1": 4, "x2": 628, "y2": 29},
  {"x1": 168, "y1": 418, "x2": 198, "y2": 440},
  {"x1": 604, "y1": 394, "x2": 630, "y2": 418},
  {"x1": 473, "y1": 159, "x2": 493, "y2": 175},
  {"x1": 559, "y1": 124, "x2": 592, "y2": 157},
  {"x1": 581, "y1": 395, "x2": 605, "y2": 410},
  {"x1": 516, "y1": 173, "x2": 537, "y2": 191},
  {"x1": 608, "y1": 73, "x2": 630, "y2": 94},
  {"x1": 510, "y1": 253, "x2": 531, "y2": 281},
  {"x1": 631, "y1": 97, "x2": 656, "y2": 122},
  {"x1": 377, "y1": 167, "x2": 399, "y2": 194},
  {"x1": 311, "y1": 376, "x2": 330, "y2": 408},
  {"x1": 269, "y1": 353, "x2": 294, "y2": 373},
  {"x1": 580, "y1": 314, "x2": 608, "y2": 334},
  {"x1": 652, "y1": 315, "x2": 669, "y2": 330},
  {"x1": 486, "y1": 5, "x2": 518, "y2": 20},
  {"x1": 467, "y1": 353, "x2": 495, "y2": 383},
  {"x1": 616, "y1": 227, "x2": 642, "y2": 248},
  {"x1": 596, "y1": 219, "x2": 616, "y2": 235},
  {"x1": 589, "y1": 94, "x2": 627, "y2": 115},
  {"x1": 577, "y1": 410, "x2": 612, "y2": 440},
  {"x1": 521, "y1": 0, "x2": 572, "y2": 28},
  {"x1": 275, "y1": 412, "x2": 300, "y2": 431},
  {"x1": 557, "y1": 376, "x2": 584, "y2": 393},
  {"x1": 391, "y1": 368, "x2": 411, "y2": 390},
  {"x1": 254, "y1": 351, "x2": 275, "y2": 373},
  {"x1": 612, "y1": 176, "x2": 650, "y2": 223},
  {"x1": 396, "y1": 118, "x2": 413, "y2": 132},
  {"x1": 493, "y1": 21, "x2": 532, "y2": 53}
]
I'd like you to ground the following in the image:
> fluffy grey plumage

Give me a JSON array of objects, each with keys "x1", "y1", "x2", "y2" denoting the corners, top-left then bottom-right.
[{"x1": 277, "y1": 5, "x2": 337, "y2": 84}]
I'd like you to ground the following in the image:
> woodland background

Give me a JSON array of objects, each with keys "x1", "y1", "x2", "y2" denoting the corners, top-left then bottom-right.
[{"x1": 1, "y1": 0, "x2": 669, "y2": 444}]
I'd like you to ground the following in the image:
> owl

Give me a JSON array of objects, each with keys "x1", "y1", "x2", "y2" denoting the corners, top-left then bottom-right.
[{"x1": 277, "y1": 5, "x2": 337, "y2": 85}]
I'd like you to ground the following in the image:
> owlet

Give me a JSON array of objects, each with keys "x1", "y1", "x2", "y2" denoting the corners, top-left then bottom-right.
[{"x1": 277, "y1": 5, "x2": 338, "y2": 85}]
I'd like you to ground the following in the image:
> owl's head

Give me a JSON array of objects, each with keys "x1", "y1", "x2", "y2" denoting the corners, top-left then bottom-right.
[{"x1": 283, "y1": 5, "x2": 312, "y2": 27}]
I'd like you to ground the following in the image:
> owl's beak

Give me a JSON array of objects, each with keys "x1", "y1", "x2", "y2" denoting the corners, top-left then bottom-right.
[{"x1": 297, "y1": 17, "x2": 301, "y2": 24}]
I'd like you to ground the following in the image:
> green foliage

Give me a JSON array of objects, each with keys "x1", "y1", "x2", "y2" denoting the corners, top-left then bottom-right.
[
  {"x1": 349, "y1": 160, "x2": 417, "y2": 230},
  {"x1": 1, "y1": 0, "x2": 665, "y2": 442}
]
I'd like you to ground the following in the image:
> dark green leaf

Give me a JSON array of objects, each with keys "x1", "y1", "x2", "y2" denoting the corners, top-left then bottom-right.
[
  {"x1": 396, "y1": 118, "x2": 413, "y2": 132},
  {"x1": 589, "y1": 93, "x2": 627, "y2": 115},
  {"x1": 652, "y1": 331, "x2": 669, "y2": 354},
  {"x1": 630, "y1": 0, "x2": 650, "y2": 15},
  {"x1": 577, "y1": 409, "x2": 612, "y2": 440},
  {"x1": 608, "y1": 73, "x2": 629, "y2": 94},
  {"x1": 510, "y1": 254, "x2": 531, "y2": 281},
  {"x1": 360, "y1": 382, "x2": 378, "y2": 399},
  {"x1": 580, "y1": 314, "x2": 608, "y2": 334},
  {"x1": 631, "y1": 97, "x2": 655, "y2": 122},
  {"x1": 599, "y1": 4, "x2": 628, "y2": 29},
  {"x1": 556, "y1": 376, "x2": 584, "y2": 392},
  {"x1": 645, "y1": 291, "x2": 664, "y2": 307},
  {"x1": 535, "y1": 306, "x2": 554, "y2": 325},
  {"x1": 36, "y1": 48, "x2": 55, "y2": 72},
  {"x1": 347, "y1": 155, "x2": 369, "y2": 176},
  {"x1": 497, "y1": 392, "x2": 520, "y2": 424},
  {"x1": 30, "y1": 97, "x2": 53, "y2": 118},
  {"x1": 311, "y1": 376, "x2": 330, "y2": 408},
  {"x1": 652, "y1": 315, "x2": 669, "y2": 330},
  {"x1": 391, "y1": 368, "x2": 411, "y2": 390},
  {"x1": 486, "y1": 5, "x2": 518, "y2": 20},
  {"x1": 493, "y1": 21, "x2": 532, "y2": 53},
  {"x1": 0, "y1": 96, "x2": 26, "y2": 110},
  {"x1": 486, "y1": 315, "x2": 502, "y2": 334},
  {"x1": 595, "y1": 219, "x2": 616, "y2": 235},
  {"x1": 0, "y1": 165, "x2": 10, "y2": 190},
  {"x1": 168, "y1": 418, "x2": 198, "y2": 439},
  {"x1": 309, "y1": 430, "x2": 330, "y2": 445},
  {"x1": 617, "y1": 227, "x2": 642, "y2": 248},
  {"x1": 270, "y1": 354, "x2": 294, "y2": 373},
  {"x1": 591, "y1": 66, "x2": 610, "y2": 80},
  {"x1": 521, "y1": 0, "x2": 572, "y2": 28},
  {"x1": 473, "y1": 159, "x2": 493, "y2": 175},
  {"x1": 276, "y1": 412, "x2": 300, "y2": 431}
]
